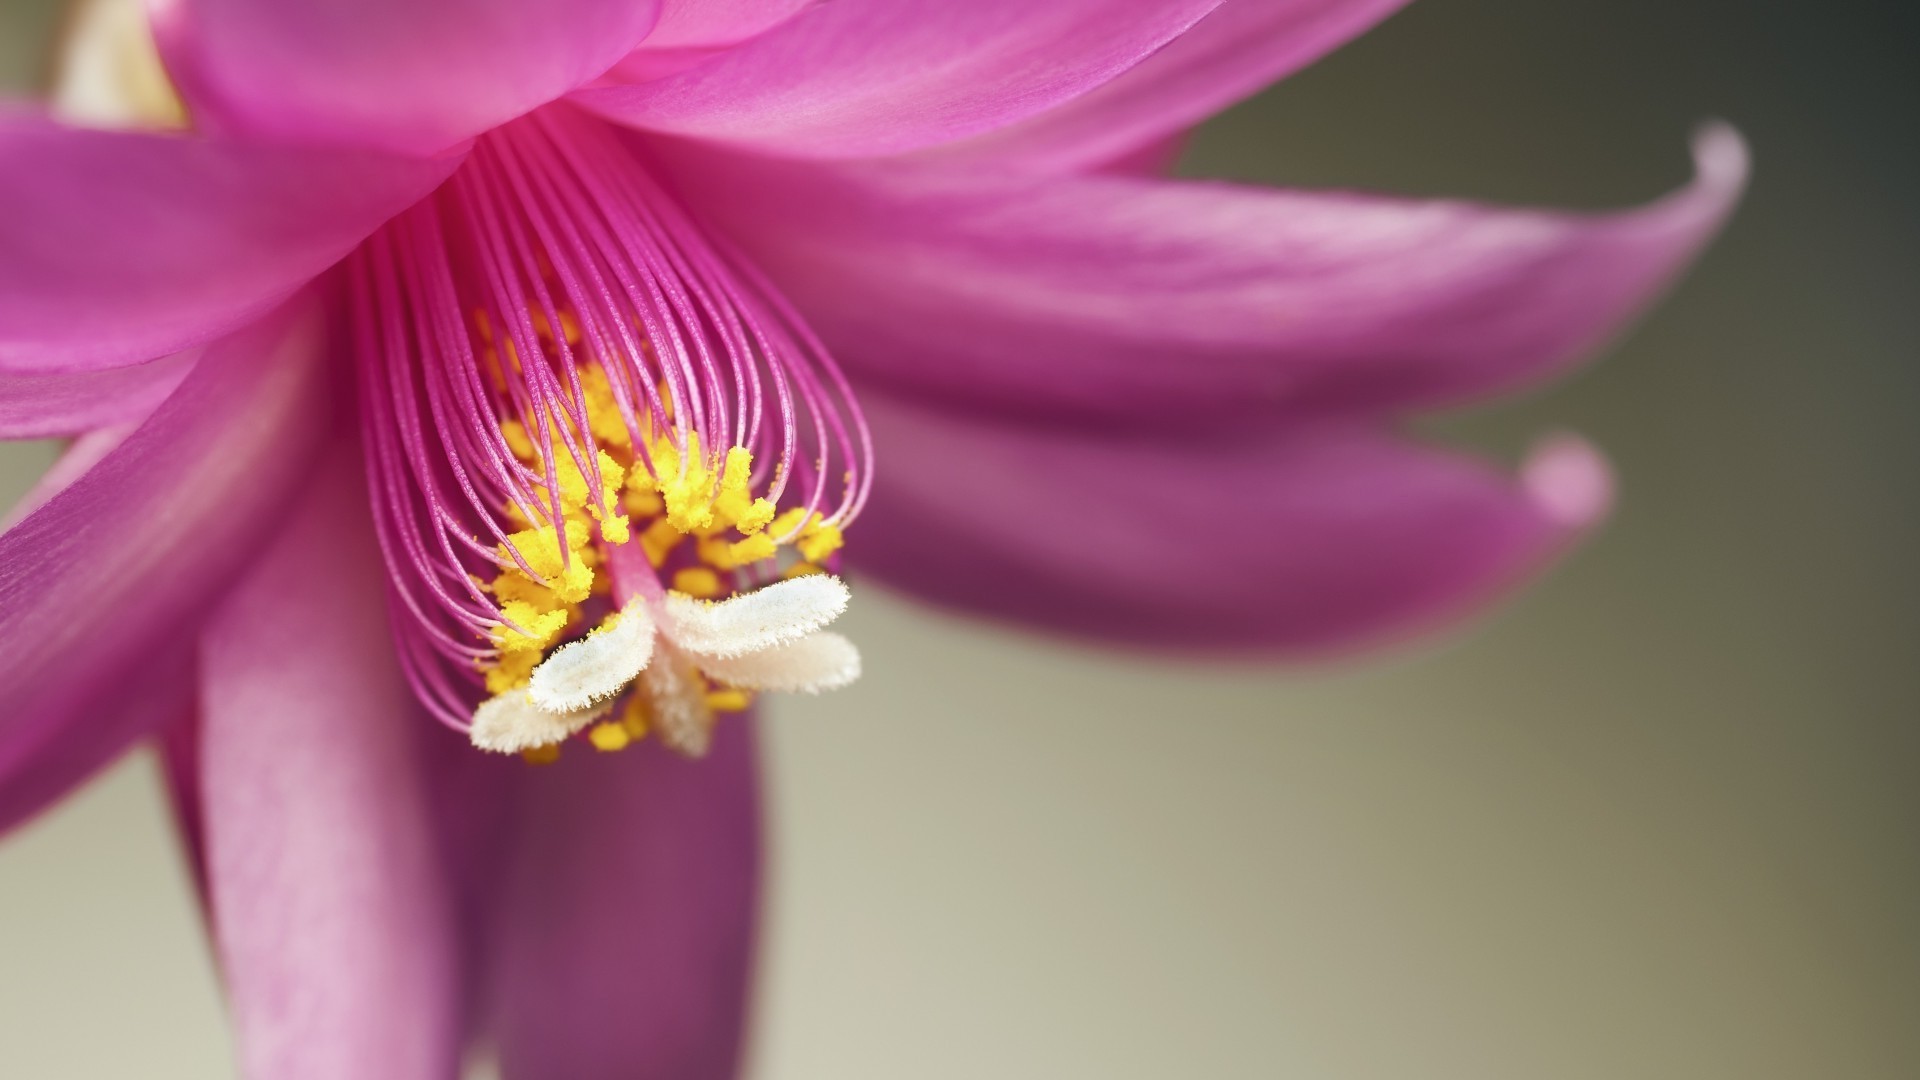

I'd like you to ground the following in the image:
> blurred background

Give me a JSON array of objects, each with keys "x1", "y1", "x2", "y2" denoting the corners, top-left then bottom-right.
[{"x1": 1, "y1": 1, "x2": 1915, "y2": 1077}]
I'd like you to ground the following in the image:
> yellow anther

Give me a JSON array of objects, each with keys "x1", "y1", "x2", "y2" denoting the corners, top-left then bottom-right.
[
  {"x1": 492, "y1": 601, "x2": 569, "y2": 653},
  {"x1": 521, "y1": 743, "x2": 562, "y2": 765},
  {"x1": 538, "y1": 446, "x2": 625, "y2": 516},
  {"x1": 504, "y1": 523, "x2": 586, "y2": 575},
  {"x1": 590, "y1": 450, "x2": 626, "y2": 505},
  {"x1": 482, "y1": 648, "x2": 539, "y2": 695},
  {"x1": 500, "y1": 419, "x2": 536, "y2": 461},
  {"x1": 663, "y1": 475, "x2": 714, "y2": 533},
  {"x1": 577, "y1": 364, "x2": 633, "y2": 450},
  {"x1": 720, "y1": 446, "x2": 752, "y2": 490},
  {"x1": 619, "y1": 695, "x2": 651, "y2": 739},
  {"x1": 708, "y1": 447, "x2": 778, "y2": 535},
  {"x1": 492, "y1": 568, "x2": 567, "y2": 612},
  {"x1": 765, "y1": 507, "x2": 844, "y2": 563},
  {"x1": 640, "y1": 516, "x2": 684, "y2": 568},
  {"x1": 599, "y1": 512, "x2": 631, "y2": 546},
  {"x1": 587, "y1": 721, "x2": 631, "y2": 753},
  {"x1": 673, "y1": 566, "x2": 727, "y2": 599},
  {"x1": 730, "y1": 532, "x2": 778, "y2": 566},
  {"x1": 698, "y1": 531, "x2": 776, "y2": 571},
  {"x1": 531, "y1": 307, "x2": 582, "y2": 347},
  {"x1": 500, "y1": 525, "x2": 595, "y2": 602},
  {"x1": 783, "y1": 561, "x2": 826, "y2": 579},
  {"x1": 636, "y1": 431, "x2": 718, "y2": 533},
  {"x1": 706, "y1": 687, "x2": 753, "y2": 713},
  {"x1": 797, "y1": 521, "x2": 843, "y2": 563},
  {"x1": 624, "y1": 486, "x2": 664, "y2": 517},
  {"x1": 768, "y1": 507, "x2": 810, "y2": 537},
  {"x1": 733, "y1": 497, "x2": 776, "y2": 535}
]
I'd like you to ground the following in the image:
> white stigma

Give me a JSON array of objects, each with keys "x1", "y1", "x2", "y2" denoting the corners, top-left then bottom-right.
[
  {"x1": 663, "y1": 573, "x2": 850, "y2": 659},
  {"x1": 693, "y1": 632, "x2": 862, "y2": 694},
  {"x1": 469, "y1": 692, "x2": 610, "y2": 754},
  {"x1": 526, "y1": 596, "x2": 655, "y2": 713}
]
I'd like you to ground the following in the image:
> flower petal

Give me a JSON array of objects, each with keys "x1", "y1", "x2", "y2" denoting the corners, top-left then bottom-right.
[
  {"x1": 574, "y1": 0, "x2": 1225, "y2": 159},
  {"x1": 0, "y1": 351, "x2": 195, "y2": 437},
  {"x1": 625, "y1": 0, "x2": 813, "y2": 51},
  {"x1": 194, "y1": 451, "x2": 461, "y2": 1079},
  {"x1": 0, "y1": 300, "x2": 331, "y2": 831},
  {"x1": 0, "y1": 114, "x2": 457, "y2": 372},
  {"x1": 596, "y1": 0, "x2": 816, "y2": 82},
  {"x1": 487, "y1": 722, "x2": 761, "y2": 1080},
  {"x1": 930, "y1": 0, "x2": 1411, "y2": 172},
  {"x1": 850, "y1": 392, "x2": 1610, "y2": 653},
  {"x1": 150, "y1": 0, "x2": 662, "y2": 155},
  {"x1": 0, "y1": 426, "x2": 133, "y2": 532},
  {"x1": 666, "y1": 127, "x2": 1746, "y2": 421}
]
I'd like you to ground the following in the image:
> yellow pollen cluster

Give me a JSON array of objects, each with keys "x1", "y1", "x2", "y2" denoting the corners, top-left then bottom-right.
[
  {"x1": 769, "y1": 507, "x2": 845, "y2": 565},
  {"x1": 586, "y1": 695, "x2": 654, "y2": 753}
]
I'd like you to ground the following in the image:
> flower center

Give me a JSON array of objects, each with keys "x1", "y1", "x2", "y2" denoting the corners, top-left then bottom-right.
[{"x1": 348, "y1": 106, "x2": 870, "y2": 759}]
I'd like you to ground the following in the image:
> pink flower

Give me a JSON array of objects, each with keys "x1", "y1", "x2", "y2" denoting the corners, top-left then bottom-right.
[{"x1": 0, "y1": 0, "x2": 1744, "y2": 1075}]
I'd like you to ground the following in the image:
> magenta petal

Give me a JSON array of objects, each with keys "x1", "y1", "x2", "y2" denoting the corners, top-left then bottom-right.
[
  {"x1": 598, "y1": 0, "x2": 815, "y2": 82},
  {"x1": 931, "y1": 0, "x2": 1411, "y2": 172},
  {"x1": 0, "y1": 300, "x2": 331, "y2": 832},
  {"x1": 851, "y1": 392, "x2": 1609, "y2": 653},
  {"x1": 0, "y1": 350, "x2": 195, "y2": 436},
  {"x1": 0, "y1": 643, "x2": 193, "y2": 835},
  {"x1": 0, "y1": 114, "x2": 456, "y2": 372},
  {"x1": 152, "y1": 0, "x2": 661, "y2": 155},
  {"x1": 667, "y1": 127, "x2": 1745, "y2": 421},
  {"x1": 195, "y1": 452, "x2": 460, "y2": 1078},
  {"x1": 0, "y1": 427, "x2": 133, "y2": 532},
  {"x1": 633, "y1": 0, "x2": 813, "y2": 49},
  {"x1": 574, "y1": 0, "x2": 1225, "y2": 159},
  {"x1": 488, "y1": 725, "x2": 761, "y2": 1080}
]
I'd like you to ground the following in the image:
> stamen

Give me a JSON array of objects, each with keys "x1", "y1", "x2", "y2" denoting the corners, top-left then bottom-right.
[
  {"x1": 347, "y1": 102, "x2": 872, "y2": 747},
  {"x1": 693, "y1": 632, "x2": 862, "y2": 694}
]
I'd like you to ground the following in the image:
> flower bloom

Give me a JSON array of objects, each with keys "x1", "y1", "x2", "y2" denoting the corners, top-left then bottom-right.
[{"x1": 0, "y1": 0, "x2": 1744, "y2": 1075}]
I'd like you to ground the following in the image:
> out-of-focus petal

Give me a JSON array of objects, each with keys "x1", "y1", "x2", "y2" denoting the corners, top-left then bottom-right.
[
  {"x1": 0, "y1": 300, "x2": 331, "y2": 832},
  {"x1": 487, "y1": 724, "x2": 760, "y2": 1080},
  {"x1": 149, "y1": 0, "x2": 662, "y2": 155},
  {"x1": 0, "y1": 644, "x2": 193, "y2": 836},
  {"x1": 0, "y1": 114, "x2": 456, "y2": 372},
  {"x1": 574, "y1": 0, "x2": 1224, "y2": 159},
  {"x1": 621, "y1": 0, "x2": 813, "y2": 52},
  {"x1": 0, "y1": 426, "x2": 133, "y2": 532},
  {"x1": 0, "y1": 350, "x2": 195, "y2": 436},
  {"x1": 666, "y1": 127, "x2": 1746, "y2": 421},
  {"x1": 930, "y1": 0, "x2": 1410, "y2": 172},
  {"x1": 851, "y1": 392, "x2": 1610, "y2": 653},
  {"x1": 596, "y1": 0, "x2": 815, "y2": 82},
  {"x1": 194, "y1": 452, "x2": 461, "y2": 1079}
]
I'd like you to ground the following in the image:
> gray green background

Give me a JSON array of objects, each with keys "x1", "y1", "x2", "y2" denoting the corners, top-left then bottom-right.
[{"x1": 0, "y1": 1, "x2": 1913, "y2": 1076}]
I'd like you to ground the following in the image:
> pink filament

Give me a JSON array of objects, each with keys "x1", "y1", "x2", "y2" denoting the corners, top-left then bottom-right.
[{"x1": 348, "y1": 105, "x2": 872, "y2": 729}]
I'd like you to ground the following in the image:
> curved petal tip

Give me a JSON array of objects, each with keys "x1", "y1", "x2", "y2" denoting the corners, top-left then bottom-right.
[
  {"x1": 1522, "y1": 433, "x2": 1614, "y2": 530},
  {"x1": 1691, "y1": 121, "x2": 1752, "y2": 196}
]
